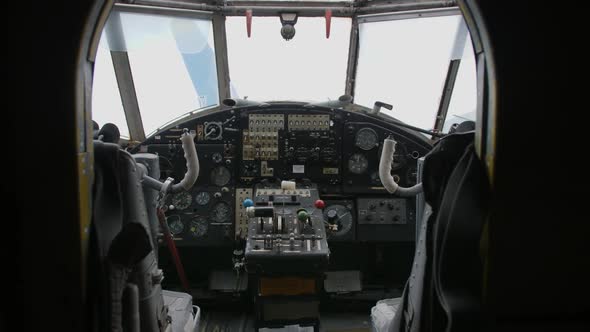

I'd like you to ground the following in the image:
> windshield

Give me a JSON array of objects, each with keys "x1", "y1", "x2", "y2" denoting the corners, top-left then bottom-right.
[
  {"x1": 226, "y1": 17, "x2": 351, "y2": 101},
  {"x1": 92, "y1": 10, "x2": 218, "y2": 138},
  {"x1": 93, "y1": 6, "x2": 475, "y2": 139},
  {"x1": 355, "y1": 14, "x2": 476, "y2": 131}
]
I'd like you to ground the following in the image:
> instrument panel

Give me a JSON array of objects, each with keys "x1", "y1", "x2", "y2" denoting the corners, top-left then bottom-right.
[{"x1": 134, "y1": 104, "x2": 432, "y2": 246}]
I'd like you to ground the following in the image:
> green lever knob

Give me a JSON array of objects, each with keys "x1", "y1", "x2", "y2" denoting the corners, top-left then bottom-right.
[{"x1": 297, "y1": 209, "x2": 309, "y2": 222}]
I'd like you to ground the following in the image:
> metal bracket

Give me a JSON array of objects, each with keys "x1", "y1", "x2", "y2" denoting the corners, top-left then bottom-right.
[{"x1": 157, "y1": 177, "x2": 174, "y2": 210}]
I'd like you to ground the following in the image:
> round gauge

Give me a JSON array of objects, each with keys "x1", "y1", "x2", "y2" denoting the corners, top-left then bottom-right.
[
  {"x1": 210, "y1": 202, "x2": 231, "y2": 224},
  {"x1": 210, "y1": 166, "x2": 231, "y2": 187},
  {"x1": 204, "y1": 122, "x2": 222, "y2": 140},
  {"x1": 324, "y1": 204, "x2": 353, "y2": 238},
  {"x1": 212, "y1": 152, "x2": 223, "y2": 163},
  {"x1": 171, "y1": 191, "x2": 192, "y2": 210},
  {"x1": 355, "y1": 127, "x2": 379, "y2": 151},
  {"x1": 348, "y1": 153, "x2": 369, "y2": 174},
  {"x1": 166, "y1": 216, "x2": 184, "y2": 235},
  {"x1": 195, "y1": 191, "x2": 210, "y2": 205},
  {"x1": 189, "y1": 216, "x2": 208, "y2": 238}
]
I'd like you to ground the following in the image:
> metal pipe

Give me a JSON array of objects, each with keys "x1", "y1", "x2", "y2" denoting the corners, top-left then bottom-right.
[
  {"x1": 213, "y1": 14, "x2": 231, "y2": 103},
  {"x1": 131, "y1": 0, "x2": 215, "y2": 12},
  {"x1": 141, "y1": 173, "x2": 164, "y2": 192},
  {"x1": 132, "y1": 0, "x2": 455, "y2": 17},
  {"x1": 345, "y1": 17, "x2": 359, "y2": 97},
  {"x1": 356, "y1": 1, "x2": 457, "y2": 15},
  {"x1": 115, "y1": 2, "x2": 213, "y2": 18}
]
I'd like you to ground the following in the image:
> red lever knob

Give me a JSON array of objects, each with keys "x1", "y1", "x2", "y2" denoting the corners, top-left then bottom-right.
[{"x1": 314, "y1": 199, "x2": 326, "y2": 209}]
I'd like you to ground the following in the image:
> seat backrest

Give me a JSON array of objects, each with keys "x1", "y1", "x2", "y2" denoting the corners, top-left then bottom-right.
[
  {"x1": 88, "y1": 141, "x2": 168, "y2": 332},
  {"x1": 431, "y1": 142, "x2": 489, "y2": 332},
  {"x1": 391, "y1": 130, "x2": 489, "y2": 332}
]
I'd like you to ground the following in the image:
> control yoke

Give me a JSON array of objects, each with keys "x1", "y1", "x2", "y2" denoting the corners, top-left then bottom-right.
[
  {"x1": 137, "y1": 128, "x2": 197, "y2": 292},
  {"x1": 379, "y1": 136, "x2": 423, "y2": 197},
  {"x1": 140, "y1": 128, "x2": 200, "y2": 195}
]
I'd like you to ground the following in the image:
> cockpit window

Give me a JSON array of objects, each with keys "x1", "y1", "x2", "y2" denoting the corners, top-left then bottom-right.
[
  {"x1": 355, "y1": 14, "x2": 476, "y2": 131},
  {"x1": 444, "y1": 37, "x2": 476, "y2": 132},
  {"x1": 93, "y1": 36, "x2": 129, "y2": 138},
  {"x1": 93, "y1": 11, "x2": 218, "y2": 137},
  {"x1": 226, "y1": 17, "x2": 351, "y2": 101}
]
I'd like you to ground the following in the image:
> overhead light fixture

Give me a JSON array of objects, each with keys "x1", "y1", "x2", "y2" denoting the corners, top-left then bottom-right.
[{"x1": 279, "y1": 13, "x2": 298, "y2": 41}]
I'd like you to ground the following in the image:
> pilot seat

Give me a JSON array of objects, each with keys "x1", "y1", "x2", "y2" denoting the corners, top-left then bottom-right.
[{"x1": 87, "y1": 124, "x2": 200, "y2": 332}]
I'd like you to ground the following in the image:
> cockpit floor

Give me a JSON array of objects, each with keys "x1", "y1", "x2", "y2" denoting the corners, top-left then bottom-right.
[{"x1": 199, "y1": 311, "x2": 371, "y2": 332}]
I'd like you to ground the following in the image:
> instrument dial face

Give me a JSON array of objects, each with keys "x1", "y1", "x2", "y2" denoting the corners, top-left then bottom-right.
[
  {"x1": 204, "y1": 122, "x2": 222, "y2": 140},
  {"x1": 171, "y1": 191, "x2": 192, "y2": 210},
  {"x1": 355, "y1": 127, "x2": 378, "y2": 151},
  {"x1": 210, "y1": 166, "x2": 231, "y2": 187},
  {"x1": 210, "y1": 202, "x2": 231, "y2": 224},
  {"x1": 189, "y1": 216, "x2": 208, "y2": 238},
  {"x1": 212, "y1": 152, "x2": 223, "y2": 163},
  {"x1": 324, "y1": 204, "x2": 353, "y2": 237},
  {"x1": 348, "y1": 153, "x2": 369, "y2": 174},
  {"x1": 195, "y1": 191, "x2": 210, "y2": 206},
  {"x1": 166, "y1": 215, "x2": 184, "y2": 235}
]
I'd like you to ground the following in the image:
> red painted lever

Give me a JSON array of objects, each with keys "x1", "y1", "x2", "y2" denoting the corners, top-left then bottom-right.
[
  {"x1": 325, "y1": 9, "x2": 332, "y2": 39},
  {"x1": 246, "y1": 9, "x2": 252, "y2": 38},
  {"x1": 157, "y1": 208, "x2": 190, "y2": 292}
]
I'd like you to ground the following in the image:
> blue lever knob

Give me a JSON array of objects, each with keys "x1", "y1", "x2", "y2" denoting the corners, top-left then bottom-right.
[{"x1": 243, "y1": 198, "x2": 254, "y2": 208}]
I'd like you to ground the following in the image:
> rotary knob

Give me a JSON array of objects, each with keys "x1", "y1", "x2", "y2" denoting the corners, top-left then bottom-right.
[{"x1": 327, "y1": 209, "x2": 338, "y2": 223}]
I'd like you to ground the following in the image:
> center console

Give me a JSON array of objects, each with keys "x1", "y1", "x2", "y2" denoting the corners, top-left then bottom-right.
[{"x1": 243, "y1": 182, "x2": 330, "y2": 329}]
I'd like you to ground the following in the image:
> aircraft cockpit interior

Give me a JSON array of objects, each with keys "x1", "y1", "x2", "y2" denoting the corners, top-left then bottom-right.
[{"x1": 87, "y1": 1, "x2": 484, "y2": 331}]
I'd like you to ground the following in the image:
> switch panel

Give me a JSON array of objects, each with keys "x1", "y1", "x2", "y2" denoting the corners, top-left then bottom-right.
[
  {"x1": 243, "y1": 114, "x2": 284, "y2": 160},
  {"x1": 357, "y1": 198, "x2": 407, "y2": 225},
  {"x1": 235, "y1": 188, "x2": 253, "y2": 239},
  {"x1": 288, "y1": 114, "x2": 330, "y2": 131}
]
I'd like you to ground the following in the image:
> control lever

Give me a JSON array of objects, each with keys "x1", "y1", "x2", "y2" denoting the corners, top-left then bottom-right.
[
  {"x1": 379, "y1": 136, "x2": 423, "y2": 197},
  {"x1": 136, "y1": 128, "x2": 198, "y2": 294},
  {"x1": 141, "y1": 129, "x2": 199, "y2": 193},
  {"x1": 372, "y1": 101, "x2": 393, "y2": 115},
  {"x1": 232, "y1": 239, "x2": 245, "y2": 291}
]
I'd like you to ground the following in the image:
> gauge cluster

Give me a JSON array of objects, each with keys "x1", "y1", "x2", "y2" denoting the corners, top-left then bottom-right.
[
  {"x1": 342, "y1": 122, "x2": 425, "y2": 194},
  {"x1": 164, "y1": 187, "x2": 235, "y2": 246},
  {"x1": 134, "y1": 104, "x2": 431, "y2": 247},
  {"x1": 143, "y1": 143, "x2": 236, "y2": 246}
]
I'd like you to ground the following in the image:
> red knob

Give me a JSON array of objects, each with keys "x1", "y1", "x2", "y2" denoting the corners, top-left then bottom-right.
[{"x1": 314, "y1": 199, "x2": 326, "y2": 209}]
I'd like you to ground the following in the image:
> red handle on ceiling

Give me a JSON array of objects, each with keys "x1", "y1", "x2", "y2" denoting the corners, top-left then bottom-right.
[
  {"x1": 246, "y1": 9, "x2": 252, "y2": 38},
  {"x1": 325, "y1": 9, "x2": 332, "y2": 39}
]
